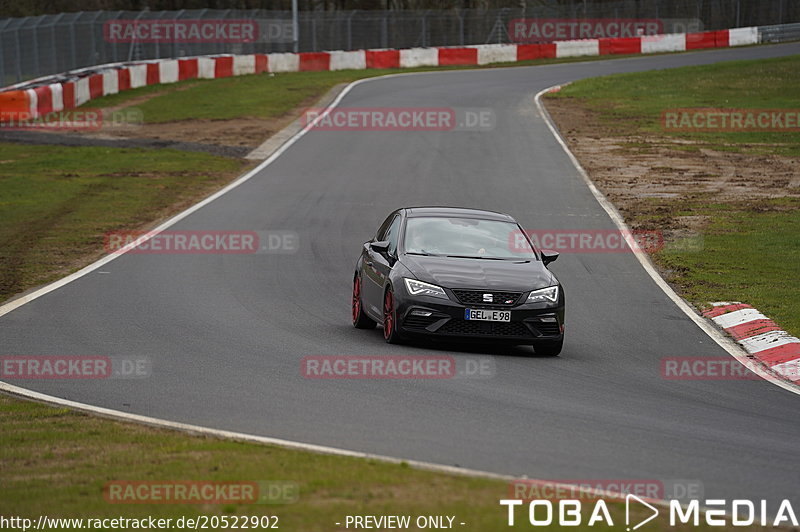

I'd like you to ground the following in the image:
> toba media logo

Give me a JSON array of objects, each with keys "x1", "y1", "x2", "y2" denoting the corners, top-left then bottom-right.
[{"x1": 499, "y1": 497, "x2": 797, "y2": 528}]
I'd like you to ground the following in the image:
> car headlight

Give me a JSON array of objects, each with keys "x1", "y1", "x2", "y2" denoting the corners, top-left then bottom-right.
[
  {"x1": 526, "y1": 285, "x2": 559, "y2": 304},
  {"x1": 404, "y1": 278, "x2": 448, "y2": 299}
]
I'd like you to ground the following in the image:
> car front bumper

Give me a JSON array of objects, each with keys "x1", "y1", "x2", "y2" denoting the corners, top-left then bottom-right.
[{"x1": 395, "y1": 289, "x2": 564, "y2": 344}]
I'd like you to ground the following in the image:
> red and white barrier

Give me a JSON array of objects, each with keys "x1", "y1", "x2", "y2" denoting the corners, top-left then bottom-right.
[
  {"x1": 0, "y1": 26, "x2": 760, "y2": 122},
  {"x1": 472, "y1": 44, "x2": 517, "y2": 65},
  {"x1": 233, "y1": 55, "x2": 257, "y2": 76},
  {"x1": 556, "y1": 39, "x2": 601, "y2": 58},
  {"x1": 729, "y1": 27, "x2": 758, "y2": 46},
  {"x1": 704, "y1": 302, "x2": 800, "y2": 384},
  {"x1": 330, "y1": 50, "x2": 367, "y2": 71},
  {"x1": 400, "y1": 48, "x2": 438, "y2": 68},
  {"x1": 268, "y1": 53, "x2": 299, "y2": 73},
  {"x1": 160, "y1": 60, "x2": 179, "y2": 83}
]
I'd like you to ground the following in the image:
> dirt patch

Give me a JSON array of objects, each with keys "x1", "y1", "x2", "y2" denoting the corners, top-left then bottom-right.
[
  {"x1": 0, "y1": 82, "x2": 330, "y2": 157},
  {"x1": 544, "y1": 96, "x2": 800, "y2": 233},
  {"x1": 99, "y1": 115, "x2": 293, "y2": 148},
  {"x1": 85, "y1": 81, "x2": 290, "y2": 148},
  {"x1": 84, "y1": 84, "x2": 328, "y2": 150}
]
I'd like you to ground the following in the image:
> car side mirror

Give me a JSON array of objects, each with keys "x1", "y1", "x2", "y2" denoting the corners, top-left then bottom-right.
[
  {"x1": 370, "y1": 240, "x2": 390, "y2": 253},
  {"x1": 541, "y1": 249, "x2": 559, "y2": 266}
]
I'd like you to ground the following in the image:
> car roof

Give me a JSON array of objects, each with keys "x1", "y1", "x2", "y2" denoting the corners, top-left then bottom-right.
[{"x1": 404, "y1": 206, "x2": 516, "y2": 222}]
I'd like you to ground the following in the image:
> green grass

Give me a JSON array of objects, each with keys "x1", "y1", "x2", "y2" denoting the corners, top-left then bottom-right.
[
  {"x1": 551, "y1": 54, "x2": 800, "y2": 156},
  {"x1": 657, "y1": 199, "x2": 800, "y2": 334},
  {"x1": 85, "y1": 71, "x2": 384, "y2": 123},
  {"x1": 547, "y1": 55, "x2": 800, "y2": 336},
  {"x1": 0, "y1": 394, "x2": 759, "y2": 531},
  {"x1": 0, "y1": 143, "x2": 244, "y2": 301}
]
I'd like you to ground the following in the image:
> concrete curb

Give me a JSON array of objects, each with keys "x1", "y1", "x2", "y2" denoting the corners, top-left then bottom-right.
[{"x1": 704, "y1": 302, "x2": 800, "y2": 386}]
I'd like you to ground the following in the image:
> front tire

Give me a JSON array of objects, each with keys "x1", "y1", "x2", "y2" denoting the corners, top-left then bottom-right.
[
  {"x1": 352, "y1": 275, "x2": 376, "y2": 329},
  {"x1": 382, "y1": 287, "x2": 402, "y2": 344},
  {"x1": 534, "y1": 338, "x2": 563, "y2": 356}
]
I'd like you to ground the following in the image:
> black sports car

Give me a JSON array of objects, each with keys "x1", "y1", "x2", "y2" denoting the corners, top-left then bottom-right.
[{"x1": 351, "y1": 207, "x2": 565, "y2": 355}]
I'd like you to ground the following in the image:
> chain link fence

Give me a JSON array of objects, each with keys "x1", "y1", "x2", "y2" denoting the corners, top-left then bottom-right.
[{"x1": 1, "y1": 0, "x2": 799, "y2": 86}]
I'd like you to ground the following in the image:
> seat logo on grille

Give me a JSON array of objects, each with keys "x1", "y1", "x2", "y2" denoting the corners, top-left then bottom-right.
[{"x1": 482, "y1": 293, "x2": 493, "y2": 302}]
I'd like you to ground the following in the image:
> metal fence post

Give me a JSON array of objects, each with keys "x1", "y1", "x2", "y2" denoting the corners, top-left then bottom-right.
[
  {"x1": 30, "y1": 17, "x2": 44, "y2": 78},
  {"x1": 70, "y1": 12, "x2": 80, "y2": 71},
  {"x1": 348, "y1": 10, "x2": 356, "y2": 50},
  {"x1": 108, "y1": 10, "x2": 122, "y2": 63},
  {"x1": 89, "y1": 11, "x2": 102, "y2": 65},
  {"x1": 312, "y1": 17, "x2": 317, "y2": 51},
  {"x1": 421, "y1": 11, "x2": 427, "y2": 47},
  {"x1": 292, "y1": 0, "x2": 299, "y2": 53},
  {"x1": 736, "y1": 0, "x2": 741, "y2": 27},
  {"x1": 49, "y1": 13, "x2": 64, "y2": 75},
  {"x1": 0, "y1": 19, "x2": 12, "y2": 84},
  {"x1": 14, "y1": 23, "x2": 23, "y2": 82},
  {"x1": 173, "y1": 9, "x2": 184, "y2": 58}
]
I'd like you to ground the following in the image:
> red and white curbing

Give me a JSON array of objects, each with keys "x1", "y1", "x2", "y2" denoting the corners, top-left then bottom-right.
[
  {"x1": 0, "y1": 26, "x2": 760, "y2": 122},
  {"x1": 704, "y1": 302, "x2": 800, "y2": 384}
]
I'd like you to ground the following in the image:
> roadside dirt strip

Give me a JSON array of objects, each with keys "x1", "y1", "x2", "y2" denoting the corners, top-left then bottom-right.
[{"x1": 704, "y1": 303, "x2": 800, "y2": 384}]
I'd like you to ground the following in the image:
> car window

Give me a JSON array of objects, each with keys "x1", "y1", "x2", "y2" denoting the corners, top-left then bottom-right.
[
  {"x1": 376, "y1": 213, "x2": 397, "y2": 241},
  {"x1": 384, "y1": 215, "x2": 402, "y2": 256},
  {"x1": 403, "y1": 216, "x2": 536, "y2": 259}
]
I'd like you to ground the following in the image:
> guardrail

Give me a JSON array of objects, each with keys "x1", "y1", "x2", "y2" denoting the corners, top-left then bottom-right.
[{"x1": 758, "y1": 22, "x2": 800, "y2": 43}]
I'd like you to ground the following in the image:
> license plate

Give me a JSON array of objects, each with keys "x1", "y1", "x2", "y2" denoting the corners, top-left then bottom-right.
[{"x1": 464, "y1": 309, "x2": 511, "y2": 322}]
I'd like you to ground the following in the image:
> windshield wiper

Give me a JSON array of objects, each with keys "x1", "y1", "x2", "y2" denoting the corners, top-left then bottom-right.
[
  {"x1": 444, "y1": 255, "x2": 507, "y2": 260},
  {"x1": 406, "y1": 250, "x2": 442, "y2": 257},
  {"x1": 443, "y1": 255, "x2": 533, "y2": 261}
]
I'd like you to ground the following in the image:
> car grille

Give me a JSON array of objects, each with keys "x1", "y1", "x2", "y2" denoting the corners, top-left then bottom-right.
[
  {"x1": 451, "y1": 289, "x2": 523, "y2": 307},
  {"x1": 438, "y1": 320, "x2": 531, "y2": 337},
  {"x1": 403, "y1": 314, "x2": 440, "y2": 330}
]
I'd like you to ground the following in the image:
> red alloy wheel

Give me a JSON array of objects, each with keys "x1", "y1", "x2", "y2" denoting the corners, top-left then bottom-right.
[
  {"x1": 352, "y1": 277, "x2": 362, "y2": 324},
  {"x1": 383, "y1": 289, "x2": 394, "y2": 340}
]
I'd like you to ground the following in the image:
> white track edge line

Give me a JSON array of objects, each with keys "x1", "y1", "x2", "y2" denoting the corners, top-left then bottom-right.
[
  {"x1": 0, "y1": 381, "x2": 512, "y2": 481},
  {"x1": 534, "y1": 85, "x2": 799, "y2": 397},
  {"x1": 0, "y1": 379, "x2": 696, "y2": 512}
]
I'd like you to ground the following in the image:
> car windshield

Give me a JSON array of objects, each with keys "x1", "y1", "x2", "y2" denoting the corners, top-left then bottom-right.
[{"x1": 403, "y1": 216, "x2": 536, "y2": 259}]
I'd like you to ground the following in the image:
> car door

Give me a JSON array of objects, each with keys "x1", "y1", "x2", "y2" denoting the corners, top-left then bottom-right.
[{"x1": 362, "y1": 213, "x2": 401, "y2": 318}]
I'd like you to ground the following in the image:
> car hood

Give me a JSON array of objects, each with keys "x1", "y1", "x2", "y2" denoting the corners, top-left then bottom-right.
[{"x1": 400, "y1": 254, "x2": 556, "y2": 292}]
